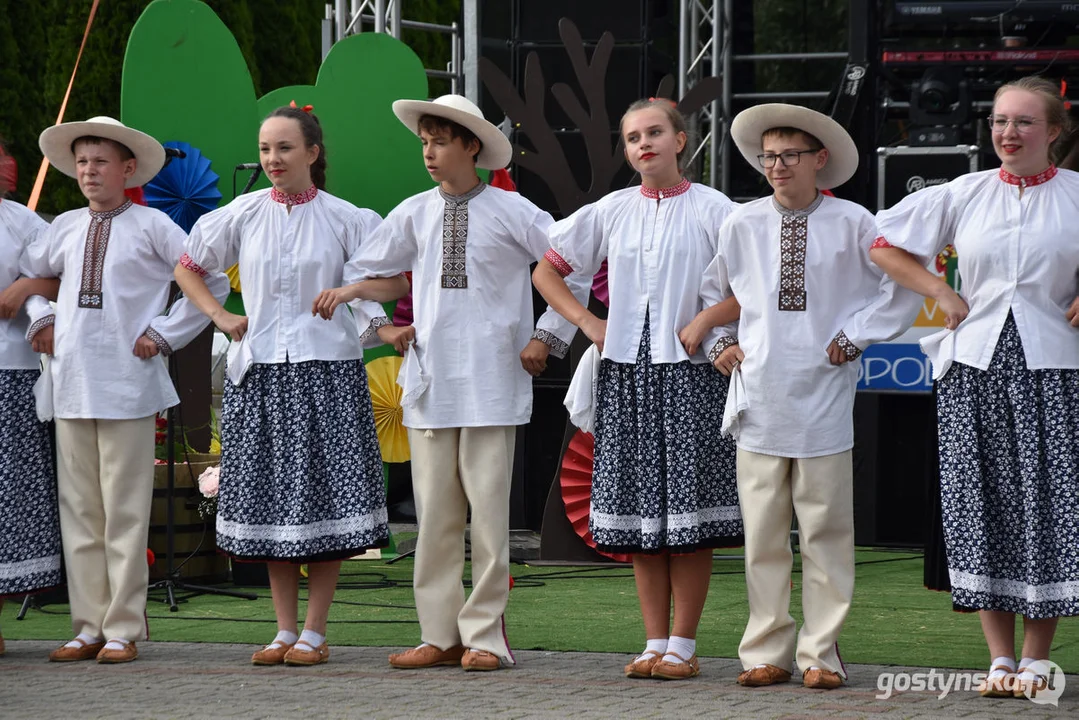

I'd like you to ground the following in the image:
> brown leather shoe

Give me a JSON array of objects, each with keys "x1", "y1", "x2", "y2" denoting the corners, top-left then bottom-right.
[
  {"x1": 96, "y1": 640, "x2": 138, "y2": 664},
  {"x1": 651, "y1": 652, "x2": 700, "y2": 680},
  {"x1": 49, "y1": 638, "x2": 106, "y2": 662},
  {"x1": 737, "y1": 664, "x2": 792, "y2": 686},
  {"x1": 284, "y1": 642, "x2": 329, "y2": 666},
  {"x1": 624, "y1": 650, "x2": 663, "y2": 678},
  {"x1": 461, "y1": 648, "x2": 502, "y2": 671},
  {"x1": 978, "y1": 664, "x2": 1017, "y2": 698},
  {"x1": 1012, "y1": 666, "x2": 1047, "y2": 699},
  {"x1": 803, "y1": 667, "x2": 844, "y2": 689},
  {"x1": 388, "y1": 644, "x2": 466, "y2": 669},
  {"x1": 252, "y1": 642, "x2": 295, "y2": 666}
]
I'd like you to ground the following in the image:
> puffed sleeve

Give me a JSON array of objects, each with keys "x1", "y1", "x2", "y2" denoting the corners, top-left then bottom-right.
[
  {"x1": 544, "y1": 201, "x2": 607, "y2": 279},
  {"x1": 874, "y1": 182, "x2": 958, "y2": 264},
  {"x1": 345, "y1": 203, "x2": 419, "y2": 282},
  {"x1": 181, "y1": 202, "x2": 244, "y2": 276},
  {"x1": 700, "y1": 218, "x2": 740, "y2": 362}
]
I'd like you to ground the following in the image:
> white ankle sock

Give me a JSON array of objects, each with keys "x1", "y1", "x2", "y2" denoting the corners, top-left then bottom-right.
[
  {"x1": 989, "y1": 656, "x2": 1017, "y2": 678},
  {"x1": 1018, "y1": 656, "x2": 1038, "y2": 678},
  {"x1": 296, "y1": 628, "x2": 325, "y2": 651},
  {"x1": 65, "y1": 632, "x2": 101, "y2": 648},
  {"x1": 636, "y1": 638, "x2": 667, "y2": 661},
  {"x1": 102, "y1": 639, "x2": 129, "y2": 651},
  {"x1": 663, "y1": 636, "x2": 696, "y2": 664},
  {"x1": 265, "y1": 629, "x2": 298, "y2": 650}
]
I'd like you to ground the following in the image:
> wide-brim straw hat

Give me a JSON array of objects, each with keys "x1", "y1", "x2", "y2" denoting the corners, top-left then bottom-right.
[
  {"x1": 39, "y1": 116, "x2": 165, "y2": 188},
  {"x1": 731, "y1": 104, "x2": 858, "y2": 190},
  {"x1": 392, "y1": 94, "x2": 512, "y2": 171}
]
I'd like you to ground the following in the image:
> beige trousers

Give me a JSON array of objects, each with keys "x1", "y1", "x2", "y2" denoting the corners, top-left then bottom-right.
[
  {"x1": 55, "y1": 416, "x2": 156, "y2": 642},
  {"x1": 736, "y1": 448, "x2": 854, "y2": 677},
  {"x1": 408, "y1": 426, "x2": 515, "y2": 662}
]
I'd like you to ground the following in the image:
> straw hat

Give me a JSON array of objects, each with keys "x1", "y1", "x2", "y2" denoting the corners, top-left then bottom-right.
[
  {"x1": 39, "y1": 116, "x2": 165, "y2": 188},
  {"x1": 392, "y1": 95, "x2": 512, "y2": 171},
  {"x1": 731, "y1": 104, "x2": 858, "y2": 190}
]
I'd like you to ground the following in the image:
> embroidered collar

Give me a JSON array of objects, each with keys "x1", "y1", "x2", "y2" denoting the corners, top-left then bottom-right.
[
  {"x1": 998, "y1": 164, "x2": 1057, "y2": 188},
  {"x1": 438, "y1": 182, "x2": 486, "y2": 205},
  {"x1": 772, "y1": 192, "x2": 824, "y2": 218},
  {"x1": 270, "y1": 185, "x2": 318, "y2": 206},
  {"x1": 88, "y1": 199, "x2": 133, "y2": 222},
  {"x1": 640, "y1": 178, "x2": 691, "y2": 199}
]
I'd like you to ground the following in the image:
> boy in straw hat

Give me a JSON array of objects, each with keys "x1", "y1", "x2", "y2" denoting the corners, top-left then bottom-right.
[
  {"x1": 22, "y1": 117, "x2": 229, "y2": 663},
  {"x1": 326, "y1": 95, "x2": 587, "y2": 671},
  {"x1": 700, "y1": 104, "x2": 919, "y2": 688}
]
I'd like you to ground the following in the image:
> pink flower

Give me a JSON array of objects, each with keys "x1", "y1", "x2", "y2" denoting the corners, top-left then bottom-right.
[{"x1": 197, "y1": 465, "x2": 220, "y2": 498}]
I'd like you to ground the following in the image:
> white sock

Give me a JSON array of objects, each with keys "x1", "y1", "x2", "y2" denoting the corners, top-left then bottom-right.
[
  {"x1": 1018, "y1": 656, "x2": 1038, "y2": 678},
  {"x1": 635, "y1": 638, "x2": 667, "y2": 661},
  {"x1": 265, "y1": 629, "x2": 298, "y2": 650},
  {"x1": 989, "y1": 656, "x2": 1017, "y2": 678},
  {"x1": 64, "y1": 632, "x2": 101, "y2": 648},
  {"x1": 296, "y1": 628, "x2": 325, "y2": 651},
  {"x1": 102, "y1": 639, "x2": 129, "y2": 651},
  {"x1": 663, "y1": 636, "x2": 696, "y2": 664}
]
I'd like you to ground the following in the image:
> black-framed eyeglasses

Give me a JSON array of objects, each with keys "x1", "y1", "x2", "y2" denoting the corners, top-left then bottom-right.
[{"x1": 757, "y1": 149, "x2": 822, "y2": 169}]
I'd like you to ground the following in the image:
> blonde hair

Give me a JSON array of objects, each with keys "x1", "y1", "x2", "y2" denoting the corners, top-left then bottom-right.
[
  {"x1": 620, "y1": 98, "x2": 693, "y2": 171},
  {"x1": 994, "y1": 76, "x2": 1074, "y2": 162}
]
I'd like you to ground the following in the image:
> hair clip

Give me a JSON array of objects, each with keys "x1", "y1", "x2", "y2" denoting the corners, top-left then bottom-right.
[
  {"x1": 289, "y1": 100, "x2": 315, "y2": 113},
  {"x1": 1061, "y1": 79, "x2": 1072, "y2": 110},
  {"x1": 648, "y1": 97, "x2": 678, "y2": 108}
]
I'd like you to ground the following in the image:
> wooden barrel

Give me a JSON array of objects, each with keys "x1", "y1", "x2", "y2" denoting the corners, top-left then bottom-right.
[{"x1": 149, "y1": 453, "x2": 229, "y2": 583}]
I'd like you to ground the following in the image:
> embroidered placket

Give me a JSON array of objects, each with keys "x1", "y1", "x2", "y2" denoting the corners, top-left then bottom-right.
[
  {"x1": 773, "y1": 194, "x2": 822, "y2": 313},
  {"x1": 439, "y1": 184, "x2": 485, "y2": 289},
  {"x1": 78, "y1": 200, "x2": 133, "y2": 309}
]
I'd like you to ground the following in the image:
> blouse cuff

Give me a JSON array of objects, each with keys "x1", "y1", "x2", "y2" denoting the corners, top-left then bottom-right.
[
  {"x1": 833, "y1": 330, "x2": 862, "y2": 361},
  {"x1": 179, "y1": 252, "x2": 209, "y2": 278},
  {"x1": 361, "y1": 315, "x2": 392, "y2": 345},
  {"x1": 543, "y1": 248, "x2": 574, "y2": 278},
  {"x1": 708, "y1": 335, "x2": 739, "y2": 363},
  {"x1": 144, "y1": 326, "x2": 174, "y2": 356},
  {"x1": 26, "y1": 314, "x2": 55, "y2": 342},
  {"x1": 532, "y1": 329, "x2": 570, "y2": 359},
  {"x1": 870, "y1": 236, "x2": 894, "y2": 250}
]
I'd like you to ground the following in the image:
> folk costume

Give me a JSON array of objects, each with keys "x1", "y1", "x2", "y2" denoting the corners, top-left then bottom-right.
[
  {"x1": 349, "y1": 95, "x2": 583, "y2": 666},
  {"x1": 703, "y1": 105, "x2": 920, "y2": 680},
  {"x1": 876, "y1": 165, "x2": 1079, "y2": 619},
  {"x1": 181, "y1": 187, "x2": 390, "y2": 563},
  {"x1": 545, "y1": 181, "x2": 743, "y2": 554},
  {"x1": 24, "y1": 117, "x2": 230, "y2": 649},
  {"x1": 0, "y1": 199, "x2": 60, "y2": 598}
]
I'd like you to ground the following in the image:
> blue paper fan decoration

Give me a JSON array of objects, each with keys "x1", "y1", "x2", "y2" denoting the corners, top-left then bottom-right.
[{"x1": 143, "y1": 141, "x2": 222, "y2": 232}]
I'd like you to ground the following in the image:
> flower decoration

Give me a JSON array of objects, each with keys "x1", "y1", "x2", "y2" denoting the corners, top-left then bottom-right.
[{"x1": 197, "y1": 465, "x2": 220, "y2": 518}]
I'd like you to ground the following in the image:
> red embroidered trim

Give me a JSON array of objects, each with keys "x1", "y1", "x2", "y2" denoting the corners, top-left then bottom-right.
[
  {"x1": 544, "y1": 248, "x2": 574, "y2": 278},
  {"x1": 998, "y1": 164, "x2": 1057, "y2": 188},
  {"x1": 640, "y1": 178, "x2": 691, "y2": 199},
  {"x1": 870, "y1": 237, "x2": 894, "y2": 250},
  {"x1": 179, "y1": 252, "x2": 209, "y2": 278},
  {"x1": 270, "y1": 185, "x2": 318, "y2": 205}
]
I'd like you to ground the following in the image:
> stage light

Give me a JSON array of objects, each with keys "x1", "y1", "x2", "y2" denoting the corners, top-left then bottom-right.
[{"x1": 909, "y1": 67, "x2": 971, "y2": 146}]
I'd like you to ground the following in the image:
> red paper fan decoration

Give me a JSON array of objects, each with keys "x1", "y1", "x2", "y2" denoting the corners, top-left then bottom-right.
[{"x1": 559, "y1": 429, "x2": 632, "y2": 563}]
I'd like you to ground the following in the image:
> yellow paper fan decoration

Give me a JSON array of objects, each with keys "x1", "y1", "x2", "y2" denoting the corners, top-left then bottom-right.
[
  {"x1": 366, "y1": 355, "x2": 410, "y2": 463},
  {"x1": 226, "y1": 263, "x2": 242, "y2": 293}
]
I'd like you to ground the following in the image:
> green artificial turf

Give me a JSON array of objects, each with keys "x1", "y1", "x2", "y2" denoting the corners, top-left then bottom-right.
[{"x1": 4, "y1": 548, "x2": 1076, "y2": 671}]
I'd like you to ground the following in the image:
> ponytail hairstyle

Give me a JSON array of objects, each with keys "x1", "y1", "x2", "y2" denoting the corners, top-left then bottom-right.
[{"x1": 264, "y1": 105, "x2": 328, "y2": 190}]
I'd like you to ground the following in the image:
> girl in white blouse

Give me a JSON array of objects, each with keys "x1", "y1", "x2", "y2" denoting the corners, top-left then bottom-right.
[
  {"x1": 176, "y1": 106, "x2": 405, "y2": 667},
  {"x1": 534, "y1": 99, "x2": 742, "y2": 681},
  {"x1": 873, "y1": 76, "x2": 1079, "y2": 699}
]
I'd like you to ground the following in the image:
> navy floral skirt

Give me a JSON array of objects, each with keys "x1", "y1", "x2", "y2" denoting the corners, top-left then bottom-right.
[
  {"x1": 591, "y1": 320, "x2": 743, "y2": 554},
  {"x1": 936, "y1": 313, "x2": 1079, "y2": 618},
  {"x1": 217, "y1": 360, "x2": 389, "y2": 563},
  {"x1": 0, "y1": 369, "x2": 61, "y2": 596}
]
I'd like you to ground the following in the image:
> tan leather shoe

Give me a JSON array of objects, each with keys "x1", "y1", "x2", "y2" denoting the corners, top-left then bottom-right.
[
  {"x1": 252, "y1": 642, "x2": 294, "y2": 666},
  {"x1": 1012, "y1": 666, "x2": 1047, "y2": 699},
  {"x1": 284, "y1": 642, "x2": 329, "y2": 666},
  {"x1": 96, "y1": 640, "x2": 138, "y2": 664},
  {"x1": 624, "y1": 650, "x2": 663, "y2": 678},
  {"x1": 651, "y1": 652, "x2": 700, "y2": 680},
  {"x1": 978, "y1": 664, "x2": 1017, "y2": 698},
  {"x1": 388, "y1": 643, "x2": 466, "y2": 669},
  {"x1": 737, "y1": 664, "x2": 792, "y2": 686},
  {"x1": 802, "y1": 667, "x2": 843, "y2": 689},
  {"x1": 461, "y1": 648, "x2": 502, "y2": 672},
  {"x1": 49, "y1": 638, "x2": 105, "y2": 662}
]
